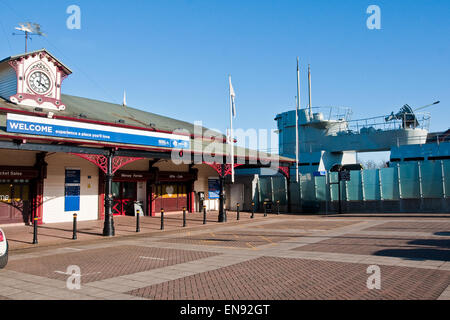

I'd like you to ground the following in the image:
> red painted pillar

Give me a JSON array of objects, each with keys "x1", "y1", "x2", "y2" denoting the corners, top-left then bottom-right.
[
  {"x1": 98, "y1": 170, "x2": 105, "y2": 220},
  {"x1": 188, "y1": 168, "x2": 198, "y2": 214},
  {"x1": 148, "y1": 185, "x2": 156, "y2": 217},
  {"x1": 189, "y1": 182, "x2": 195, "y2": 213},
  {"x1": 34, "y1": 152, "x2": 46, "y2": 225},
  {"x1": 35, "y1": 180, "x2": 44, "y2": 225}
]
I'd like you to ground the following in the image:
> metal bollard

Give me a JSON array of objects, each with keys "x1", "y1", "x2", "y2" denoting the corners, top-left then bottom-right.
[
  {"x1": 251, "y1": 202, "x2": 255, "y2": 219},
  {"x1": 183, "y1": 207, "x2": 187, "y2": 227},
  {"x1": 264, "y1": 202, "x2": 267, "y2": 217},
  {"x1": 203, "y1": 205, "x2": 207, "y2": 225},
  {"x1": 236, "y1": 203, "x2": 240, "y2": 221},
  {"x1": 72, "y1": 213, "x2": 77, "y2": 240},
  {"x1": 277, "y1": 200, "x2": 280, "y2": 215},
  {"x1": 136, "y1": 209, "x2": 140, "y2": 233},
  {"x1": 32, "y1": 216, "x2": 38, "y2": 244},
  {"x1": 160, "y1": 208, "x2": 164, "y2": 230}
]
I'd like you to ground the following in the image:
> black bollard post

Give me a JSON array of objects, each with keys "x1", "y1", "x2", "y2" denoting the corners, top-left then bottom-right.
[
  {"x1": 160, "y1": 208, "x2": 164, "y2": 230},
  {"x1": 264, "y1": 202, "x2": 267, "y2": 217},
  {"x1": 72, "y1": 213, "x2": 77, "y2": 240},
  {"x1": 32, "y1": 216, "x2": 38, "y2": 244},
  {"x1": 183, "y1": 207, "x2": 187, "y2": 227},
  {"x1": 136, "y1": 209, "x2": 140, "y2": 233},
  {"x1": 277, "y1": 200, "x2": 280, "y2": 215},
  {"x1": 251, "y1": 202, "x2": 255, "y2": 219},
  {"x1": 236, "y1": 203, "x2": 240, "y2": 221},
  {"x1": 203, "y1": 205, "x2": 207, "y2": 225}
]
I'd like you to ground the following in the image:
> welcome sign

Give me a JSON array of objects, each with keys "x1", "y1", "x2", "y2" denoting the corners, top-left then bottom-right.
[{"x1": 6, "y1": 113, "x2": 190, "y2": 149}]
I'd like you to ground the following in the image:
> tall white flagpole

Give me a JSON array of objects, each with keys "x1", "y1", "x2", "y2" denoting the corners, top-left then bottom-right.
[
  {"x1": 295, "y1": 58, "x2": 300, "y2": 183},
  {"x1": 308, "y1": 64, "x2": 312, "y2": 115},
  {"x1": 229, "y1": 76, "x2": 236, "y2": 183}
]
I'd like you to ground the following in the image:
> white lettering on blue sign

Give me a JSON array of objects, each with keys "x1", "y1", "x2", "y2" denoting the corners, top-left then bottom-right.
[
  {"x1": 9, "y1": 121, "x2": 53, "y2": 133},
  {"x1": 6, "y1": 113, "x2": 190, "y2": 149}
]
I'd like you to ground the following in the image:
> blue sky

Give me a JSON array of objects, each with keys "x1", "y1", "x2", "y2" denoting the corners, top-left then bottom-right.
[{"x1": 0, "y1": 0, "x2": 449, "y2": 160}]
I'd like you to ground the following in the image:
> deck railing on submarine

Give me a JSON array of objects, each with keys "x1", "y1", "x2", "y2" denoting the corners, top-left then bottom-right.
[
  {"x1": 338, "y1": 112, "x2": 431, "y2": 134},
  {"x1": 306, "y1": 106, "x2": 431, "y2": 133}
]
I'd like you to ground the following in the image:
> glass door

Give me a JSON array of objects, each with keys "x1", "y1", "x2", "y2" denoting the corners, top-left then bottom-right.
[
  {"x1": 112, "y1": 182, "x2": 122, "y2": 215},
  {"x1": 0, "y1": 182, "x2": 31, "y2": 224},
  {"x1": 111, "y1": 181, "x2": 137, "y2": 216},
  {"x1": 122, "y1": 182, "x2": 137, "y2": 216}
]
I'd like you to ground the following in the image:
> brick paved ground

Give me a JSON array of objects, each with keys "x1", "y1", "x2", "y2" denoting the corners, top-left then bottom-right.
[
  {"x1": 1, "y1": 211, "x2": 256, "y2": 251},
  {"x1": 252, "y1": 220, "x2": 360, "y2": 231},
  {"x1": 5, "y1": 245, "x2": 217, "y2": 283},
  {"x1": 1, "y1": 213, "x2": 450, "y2": 300},
  {"x1": 365, "y1": 221, "x2": 450, "y2": 234},
  {"x1": 294, "y1": 234, "x2": 450, "y2": 261},
  {"x1": 159, "y1": 230, "x2": 303, "y2": 248},
  {"x1": 127, "y1": 256, "x2": 450, "y2": 300}
]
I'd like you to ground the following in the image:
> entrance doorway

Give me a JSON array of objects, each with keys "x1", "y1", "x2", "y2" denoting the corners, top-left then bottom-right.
[
  {"x1": 0, "y1": 181, "x2": 31, "y2": 224},
  {"x1": 154, "y1": 184, "x2": 187, "y2": 212},
  {"x1": 112, "y1": 181, "x2": 137, "y2": 216}
]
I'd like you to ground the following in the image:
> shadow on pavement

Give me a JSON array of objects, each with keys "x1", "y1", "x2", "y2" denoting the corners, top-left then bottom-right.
[
  {"x1": 374, "y1": 248, "x2": 450, "y2": 261},
  {"x1": 435, "y1": 231, "x2": 450, "y2": 236}
]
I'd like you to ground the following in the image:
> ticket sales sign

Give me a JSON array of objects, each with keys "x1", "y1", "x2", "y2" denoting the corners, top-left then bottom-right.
[{"x1": 6, "y1": 113, "x2": 190, "y2": 149}]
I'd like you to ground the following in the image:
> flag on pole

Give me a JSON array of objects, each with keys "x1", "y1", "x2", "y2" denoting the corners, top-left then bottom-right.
[
  {"x1": 123, "y1": 90, "x2": 127, "y2": 107},
  {"x1": 229, "y1": 77, "x2": 236, "y2": 118},
  {"x1": 229, "y1": 76, "x2": 236, "y2": 183}
]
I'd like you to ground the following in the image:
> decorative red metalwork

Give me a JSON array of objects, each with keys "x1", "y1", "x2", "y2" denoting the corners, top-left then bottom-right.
[
  {"x1": 224, "y1": 163, "x2": 245, "y2": 177},
  {"x1": 278, "y1": 166, "x2": 290, "y2": 179},
  {"x1": 70, "y1": 154, "x2": 144, "y2": 174},
  {"x1": 204, "y1": 162, "x2": 245, "y2": 177},
  {"x1": 71, "y1": 154, "x2": 108, "y2": 173}
]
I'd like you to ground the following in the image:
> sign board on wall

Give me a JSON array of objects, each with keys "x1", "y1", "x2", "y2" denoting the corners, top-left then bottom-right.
[
  {"x1": 65, "y1": 168, "x2": 80, "y2": 212},
  {"x1": 208, "y1": 179, "x2": 220, "y2": 199},
  {"x1": 6, "y1": 113, "x2": 190, "y2": 149},
  {"x1": 0, "y1": 167, "x2": 39, "y2": 179}
]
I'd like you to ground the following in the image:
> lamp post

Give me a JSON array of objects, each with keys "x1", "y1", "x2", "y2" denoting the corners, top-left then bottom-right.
[
  {"x1": 103, "y1": 150, "x2": 115, "y2": 236},
  {"x1": 218, "y1": 164, "x2": 226, "y2": 222}
]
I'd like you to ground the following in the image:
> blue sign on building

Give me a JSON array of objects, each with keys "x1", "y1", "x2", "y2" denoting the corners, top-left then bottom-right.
[
  {"x1": 6, "y1": 113, "x2": 190, "y2": 149},
  {"x1": 313, "y1": 171, "x2": 327, "y2": 177},
  {"x1": 65, "y1": 169, "x2": 81, "y2": 212},
  {"x1": 208, "y1": 179, "x2": 220, "y2": 199},
  {"x1": 65, "y1": 169, "x2": 81, "y2": 184}
]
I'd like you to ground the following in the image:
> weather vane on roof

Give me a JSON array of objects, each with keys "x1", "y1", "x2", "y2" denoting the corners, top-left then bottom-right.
[{"x1": 12, "y1": 22, "x2": 46, "y2": 53}]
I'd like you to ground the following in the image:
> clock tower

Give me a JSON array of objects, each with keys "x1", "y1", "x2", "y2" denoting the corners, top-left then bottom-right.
[{"x1": 0, "y1": 49, "x2": 72, "y2": 111}]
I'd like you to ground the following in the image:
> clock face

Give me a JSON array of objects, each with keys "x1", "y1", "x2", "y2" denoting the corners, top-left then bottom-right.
[{"x1": 28, "y1": 71, "x2": 52, "y2": 95}]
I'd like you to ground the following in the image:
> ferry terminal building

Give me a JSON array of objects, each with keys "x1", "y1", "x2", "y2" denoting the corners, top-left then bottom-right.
[{"x1": 0, "y1": 49, "x2": 293, "y2": 235}]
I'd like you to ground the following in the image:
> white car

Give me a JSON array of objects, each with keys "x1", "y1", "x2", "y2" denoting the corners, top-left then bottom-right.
[{"x1": 0, "y1": 228, "x2": 8, "y2": 269}]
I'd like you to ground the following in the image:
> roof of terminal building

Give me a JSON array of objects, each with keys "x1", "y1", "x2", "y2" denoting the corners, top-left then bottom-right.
[{"x1": 0, "y1": 95, "x2": 294, "y2": 164}]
